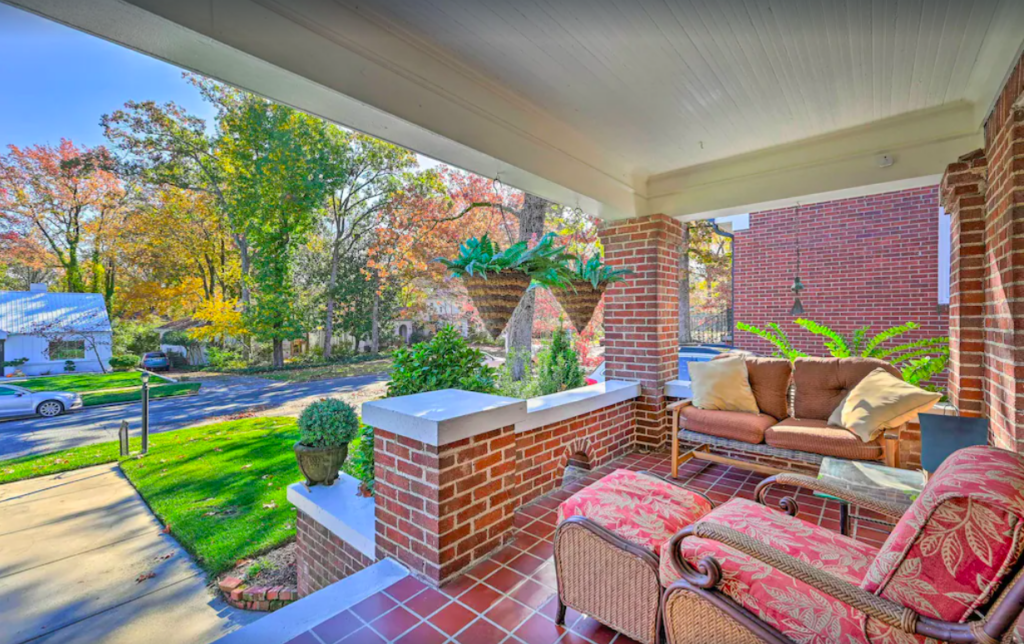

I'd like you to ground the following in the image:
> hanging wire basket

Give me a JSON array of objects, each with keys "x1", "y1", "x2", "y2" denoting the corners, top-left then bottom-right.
[
  {"x1": 553, "y1": 281, "x2": 606, "y2": 332},
  {"x1": 464, "y1": 271, "x2": 533, "y2": 339}
]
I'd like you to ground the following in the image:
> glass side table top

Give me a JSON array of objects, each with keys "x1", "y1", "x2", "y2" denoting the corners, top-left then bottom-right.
[{"x1": 815, "y1": 457, "x2": 927, "y2": 505}]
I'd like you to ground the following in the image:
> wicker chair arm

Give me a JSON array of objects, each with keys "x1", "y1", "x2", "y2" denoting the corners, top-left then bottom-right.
[
  {"x1": 667, "y1": 399, "x2": 692, "y2": 412},
  {"x1": 669, "y1": 521, "x2": 919, "y2": 634},
  {"x1": 755, "y1": 473, "x2": 911, "y2": 520}
]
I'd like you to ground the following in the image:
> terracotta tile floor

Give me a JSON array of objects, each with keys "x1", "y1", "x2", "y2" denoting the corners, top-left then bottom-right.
[{"x1": 289, "y1": 450, "x2": 894, "y2": 644}]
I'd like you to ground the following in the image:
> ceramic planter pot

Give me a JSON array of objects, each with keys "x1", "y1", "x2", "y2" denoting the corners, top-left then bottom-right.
[
  {"x1": 294, "y1": 442, "x2": 349, "y2": 488},
  {"x1": 463, "y1": 270, "x2": 533, "y2": 339},
  {"x1": 553, "y1": 281, "x2": 606, "y2": 332}
]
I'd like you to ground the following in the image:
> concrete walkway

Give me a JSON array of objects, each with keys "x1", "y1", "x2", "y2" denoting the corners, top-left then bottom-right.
[{"x1": 0, "y1": 464, "x2": 260, "y2": 644}]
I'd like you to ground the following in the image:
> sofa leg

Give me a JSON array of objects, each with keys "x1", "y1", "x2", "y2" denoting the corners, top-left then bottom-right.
[{"x1": 555, "y1": 598, "x2": 567, "y2": 625}]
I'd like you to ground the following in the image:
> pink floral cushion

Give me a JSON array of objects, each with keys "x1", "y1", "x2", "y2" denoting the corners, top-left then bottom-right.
[
  {"x1": 861, "y1": 446, "x2": 1024, "y2": 639},
  {"x1": 660, "y1": 498, "x2": 878, "y2": 644},
  {"x1": 557, "y1": 469, "x2": 713, "y2": 552}
]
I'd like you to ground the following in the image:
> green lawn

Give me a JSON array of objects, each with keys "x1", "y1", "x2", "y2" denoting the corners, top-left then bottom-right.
[
  {"x1": 81, "y1": 382, "x2": 201, "y2": 406},
  {"x1": 119, "y1": 417, "x2": 303, "y2": 574},
  {"x1": 261, "y1": 358, "x2": 392, "y2": 383},
  {"x1": 13, "y1": 371, "x2": 150, "y2": 393},
  {"x1": 0, "y1": 440, "x2": 142, "y2": 485}
]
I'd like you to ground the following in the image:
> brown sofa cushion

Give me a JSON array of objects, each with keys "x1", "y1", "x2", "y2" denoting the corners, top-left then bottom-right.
[
  {"x1": 680, "y1": 405, "x2": 778, "y2": 445},
  {"x1": 765, "y1": 418, "x2": 883, "y2": 461},
  {"x1": 792, "y1": 358, "x2": 900, "y2": 421},
  {"x1": 744, "y1": 357, "x2": 792, "y2": 421}
]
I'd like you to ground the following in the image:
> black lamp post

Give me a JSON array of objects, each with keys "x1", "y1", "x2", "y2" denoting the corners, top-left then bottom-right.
[{"x1": 141, "y1": 371, "x2": 150, "y2": 455}]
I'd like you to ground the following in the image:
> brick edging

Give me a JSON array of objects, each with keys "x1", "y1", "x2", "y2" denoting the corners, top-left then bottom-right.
[{"x1": 218, "y1": 576, "x2": 298, "y2": 612}]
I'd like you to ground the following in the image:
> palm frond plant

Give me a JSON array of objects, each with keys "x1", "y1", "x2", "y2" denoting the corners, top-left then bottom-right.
[
  {"x1": 553, "y1": 253, "x2": 632, "y2": 332},
  {"x1": 437, "y1": 233, "x2": 574, "y2": 338},
  {"x1": 735, "y1": 322, "x2": 808, "y2": 361}
]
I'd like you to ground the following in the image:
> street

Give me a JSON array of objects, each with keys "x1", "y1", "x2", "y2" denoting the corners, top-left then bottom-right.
[{"x1": 0, "y1": 373, "x2": 387, "y2": 460}]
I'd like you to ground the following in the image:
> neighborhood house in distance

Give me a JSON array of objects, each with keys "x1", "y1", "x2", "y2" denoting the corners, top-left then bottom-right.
[{"x1": 0, "y1": 285, "x2": 112, "y2": 376}]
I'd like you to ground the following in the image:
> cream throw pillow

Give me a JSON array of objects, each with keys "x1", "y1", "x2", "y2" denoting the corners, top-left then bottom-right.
[
  {"x1": 829, "y1": 368, "x2": 941, "y2": 442},
  {"x1": 690, "y1": 355, "x2": 760, "y2": 415}
]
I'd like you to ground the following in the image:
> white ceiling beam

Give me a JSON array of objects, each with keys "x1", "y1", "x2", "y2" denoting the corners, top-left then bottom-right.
[
  {"x1": 647, "y1": 102, "x2": 983, "y2": 221},
  {"x1": 8, "y1": 0, "x2": 645, "y2": 221}
]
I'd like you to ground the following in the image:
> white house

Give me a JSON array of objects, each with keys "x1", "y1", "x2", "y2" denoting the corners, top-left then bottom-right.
[{"x1": 0, "y1": 285, "x2": 113, "y2": 376}]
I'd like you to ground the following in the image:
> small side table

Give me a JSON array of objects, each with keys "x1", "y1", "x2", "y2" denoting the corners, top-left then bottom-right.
[{"x1": 815, "y1": 457, "x2": 926, "y2": 536}]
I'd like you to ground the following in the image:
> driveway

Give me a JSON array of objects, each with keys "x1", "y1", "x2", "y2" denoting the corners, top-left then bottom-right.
[
  {"x1": 0, "y1": 373, "x2": 387, "y2": 460},
  {"x1": 0, "y1": 464, "x2": 260, "y2": 644}
]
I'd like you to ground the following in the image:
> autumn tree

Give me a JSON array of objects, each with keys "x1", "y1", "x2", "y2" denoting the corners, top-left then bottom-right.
[
  {"x1": 0, "y1": 140, "x2": 127, "y2": 294},
  {"x1": 218, "y1": 95, "x2": 330, "y2": 367}
]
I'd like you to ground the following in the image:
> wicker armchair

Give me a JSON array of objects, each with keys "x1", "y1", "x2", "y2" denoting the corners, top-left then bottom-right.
[{"x1": 661, "y1": 445, "x2": 1024, "y2": 644}]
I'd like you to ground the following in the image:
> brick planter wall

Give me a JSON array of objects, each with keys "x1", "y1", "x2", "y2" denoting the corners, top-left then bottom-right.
[
  {"x1": 513, "y1": 399, "x2": 636, "y2": 507},
  {"x1": 734, "y1": 186, "x2": 948, "y2": 357},
  {"x1": 296, "y1": 509, "x2": 375, "y2": 597},
  {"x1": 374, "y1": 426, "x2": 517, "y2": 585}
]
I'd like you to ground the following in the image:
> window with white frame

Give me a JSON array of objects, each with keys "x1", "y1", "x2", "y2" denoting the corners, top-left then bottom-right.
[{"x1": 49, "y1": 340, "x2": 85, "y2": 360}]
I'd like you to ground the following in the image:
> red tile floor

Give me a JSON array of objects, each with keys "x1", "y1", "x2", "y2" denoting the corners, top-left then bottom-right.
[{"x1": 286, "y1": 450, "x2": 894, "y2": 644}]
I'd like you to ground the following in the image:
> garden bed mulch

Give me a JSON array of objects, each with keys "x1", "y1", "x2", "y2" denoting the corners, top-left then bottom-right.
[{"x1": 216, "y1": 542, "x2": 298, "y2": 612}]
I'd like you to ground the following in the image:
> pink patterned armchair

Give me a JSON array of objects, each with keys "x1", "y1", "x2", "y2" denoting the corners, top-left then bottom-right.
[{"x1": 661, "y1": 446, "x2": 1024, "y2": 644}]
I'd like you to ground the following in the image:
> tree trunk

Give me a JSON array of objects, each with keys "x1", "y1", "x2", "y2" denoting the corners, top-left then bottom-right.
[
  {"x1": 679, "y1": 223, "x2": 691, "y2": 346},
  {"x1": 323, "y1": 228, "x2": 342, "y2": 360},
  {"x1": 505, "y1": 193, "x2": 549, "y2": 380},
  {"x1": 370, "y1": 286, "x2": 381, "y2": 354},
  {"x1": 272, "y1": 339, "x2": 284, "y2": 368},
  {"x1": 235, "y1": 233, "x2": 251, "y2": 307}
]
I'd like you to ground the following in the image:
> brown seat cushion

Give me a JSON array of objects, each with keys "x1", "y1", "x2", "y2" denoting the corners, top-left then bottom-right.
[
  {"x1": 744, "y1": 357, "x2": 792, "y2": 420},
  {"x1": 765, "y1": 418, "x2": 883, "y2": 460},
  {"x1": 792, "y1": 357, "x2": 901, "y2": 421},
  {"x1": 679, "y1": 405, "x2": 778, "y2": 444}
]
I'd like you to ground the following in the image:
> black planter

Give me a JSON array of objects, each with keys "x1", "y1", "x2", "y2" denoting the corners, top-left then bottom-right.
[{"x1": 294, "y1": 442, "x2": 349, "y2": 488}]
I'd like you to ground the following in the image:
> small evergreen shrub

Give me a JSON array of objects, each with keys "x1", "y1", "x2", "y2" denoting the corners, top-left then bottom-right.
[
  {"x1": 387, "y1": 325, "x2": 497, "y2": 397},
  {"x1": 64, "y1": 360, "x2": 76, "y2": 373},
  {"x1": 343, "y1": 424, "x2": 375, "y2": 494},
  {"x1": 297, "y1": 398, "x2": 360, "y2": 448},
  {"x1": 536, "y1": 326, "x2": 587, "y2": 395},
  {"x1": 109, "y1": 355, "x2": 141, "y2": 371}
]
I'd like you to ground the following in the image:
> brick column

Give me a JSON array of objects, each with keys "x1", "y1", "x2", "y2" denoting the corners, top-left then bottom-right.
[
  {"x1": 601, "y1": 214, "x2": 683, "y2": 448},
  {"x1": 941, "y1": 150, "x2": 987, "y2": 419},
  {"x1": 364, "y1": 390, "x2": 524, "y2": 585}
]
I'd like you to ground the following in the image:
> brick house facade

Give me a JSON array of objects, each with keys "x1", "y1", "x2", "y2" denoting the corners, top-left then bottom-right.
[{"x1": 733, "y1": 185, "x2": 949, "y2": 358}]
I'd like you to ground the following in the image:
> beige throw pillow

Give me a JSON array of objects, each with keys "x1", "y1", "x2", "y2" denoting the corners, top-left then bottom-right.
[
  {"x1": 690, "y1": 355, "x2": 760, "y2": 415},
  {"x1": 831, "y1": 368, "x2": 941, "y2": 442}
]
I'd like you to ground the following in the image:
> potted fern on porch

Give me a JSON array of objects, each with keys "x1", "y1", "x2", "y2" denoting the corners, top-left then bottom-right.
[
  {"x1": 552, "y1": 254, "x2": 632, "y2": 332},
  {"x1": 437, "y1": 233, "x2": 574, "y2": 338}
]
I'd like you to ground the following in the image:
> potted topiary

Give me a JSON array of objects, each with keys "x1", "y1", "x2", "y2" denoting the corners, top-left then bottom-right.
[
  {"x1": 437, "y1": 232, "x2": 574, "y2": 338},
  {"x1": 294, "y1": 398, "x2": 360, "y2": 488},
  {"x1": 553, "y1": 254, "x2": 631, "y2": 332}
]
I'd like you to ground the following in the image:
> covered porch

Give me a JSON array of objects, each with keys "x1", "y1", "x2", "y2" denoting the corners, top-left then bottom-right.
[{"x1": 15, "y1": 1, "x2": 1024, "y2": 642}]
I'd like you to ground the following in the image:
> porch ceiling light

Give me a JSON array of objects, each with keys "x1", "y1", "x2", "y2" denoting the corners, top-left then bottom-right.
[{"x1": 789, "y1": 203, "x2": 806, "y2": 317}]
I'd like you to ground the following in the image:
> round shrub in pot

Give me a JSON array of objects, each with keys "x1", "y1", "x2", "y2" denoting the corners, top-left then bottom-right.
[{"x1": 294, "y1": 398, "x2": 360, "y2": 488}]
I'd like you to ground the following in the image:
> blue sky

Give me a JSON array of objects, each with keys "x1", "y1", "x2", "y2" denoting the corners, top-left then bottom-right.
[{"x1": 0, "y1": 4, "x2": 217, "y2": 151}]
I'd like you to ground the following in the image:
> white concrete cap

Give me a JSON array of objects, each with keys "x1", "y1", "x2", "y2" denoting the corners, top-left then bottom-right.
[
  {"x1": 362, "y1": 389, "x2": 527, "y2": 447},
  {"x1": 515, "y1": 380, "x2": 641, "y2": 433},
  {"x1": 664, "y1": 380, "x2": 693, "y2": 399},
  {"x1": 287, "y1": 474, "x2": 375, "y2": 558}
]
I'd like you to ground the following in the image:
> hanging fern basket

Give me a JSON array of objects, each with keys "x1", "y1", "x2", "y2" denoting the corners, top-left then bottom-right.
[
  {"x1": 553, "y1": 280, "x2": 606, "y2": 332},
  {"x1": 464, "y1": 270, "x2": 533, "y2": 339}
]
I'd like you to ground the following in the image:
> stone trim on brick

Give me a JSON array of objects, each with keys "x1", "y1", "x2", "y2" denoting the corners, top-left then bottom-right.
[{"x1": 219, "y1": 576, "x2": 298, "y2": 612}]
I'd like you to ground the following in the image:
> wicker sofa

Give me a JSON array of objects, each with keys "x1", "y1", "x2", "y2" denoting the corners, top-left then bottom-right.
[{"x1": 671, "y1": 357, "x2": 907, "y2": 476}]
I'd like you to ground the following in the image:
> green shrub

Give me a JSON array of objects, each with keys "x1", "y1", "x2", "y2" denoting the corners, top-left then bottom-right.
[
  {"x1": 536, "y1": 326, "x2": 586, "y2": 395},
  {"x1": 112, "y1": 320, "x2": 161, "y2": 356},
  {"x1": 495, "y1": 348, "x2": 542, "y2": 399},
  {"x1": 343, "y1": 424, "x2": 375, "y2": 493},
  {"x1": 206, "y1": 346, "x2": 246, "y2": 370},
  {"x1": 109, "y1": 355, "x2": 141, "y2": 371},
  {"x1": 64, "y1": 360, "x2": 76, "y2": 373},
  {"x1": 297, "y1": 398, "x2": 360, "y2": 448},
  {"x1": 388, "y1": 325, "x2": 496, "y2": 397}
]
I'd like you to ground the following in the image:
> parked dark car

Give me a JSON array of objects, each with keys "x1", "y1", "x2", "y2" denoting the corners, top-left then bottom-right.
[{"x1": 142, "y1": 351, "x2": 171, "y2": 372}]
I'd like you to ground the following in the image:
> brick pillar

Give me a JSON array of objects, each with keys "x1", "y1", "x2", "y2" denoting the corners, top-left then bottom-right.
[
  {"x1": 601, "y1": 214, "x2": 683, "y2": 448},
  {"x1": 981, "y1": 101, "x2": 1024, "y2": 451},
  {"x1": 940, "y1": 150, "x2": 987, "y2": 420},
  {"x1": 365, "y1": 390, "x2": 524, "y2": 586}
]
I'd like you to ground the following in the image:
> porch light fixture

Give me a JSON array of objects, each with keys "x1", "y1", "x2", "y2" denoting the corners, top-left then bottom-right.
[{"x1": 789, "y1": 204, "x2": 805, "y2": 316}]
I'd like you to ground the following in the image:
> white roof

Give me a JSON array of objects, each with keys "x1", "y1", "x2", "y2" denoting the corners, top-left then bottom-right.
[{"x1": 0, "y1": 291, "x2": 111, "y2": 335}]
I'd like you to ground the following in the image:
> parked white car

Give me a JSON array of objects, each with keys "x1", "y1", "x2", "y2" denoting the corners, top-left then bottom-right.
[{"x1": 0, "y1": 384, "x2": 83, "y2": 418}]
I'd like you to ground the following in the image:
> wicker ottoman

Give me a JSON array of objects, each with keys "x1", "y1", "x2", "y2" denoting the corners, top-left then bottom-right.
[{"x1": 553, "y1": 469, "x2": 714, "y2": 644}]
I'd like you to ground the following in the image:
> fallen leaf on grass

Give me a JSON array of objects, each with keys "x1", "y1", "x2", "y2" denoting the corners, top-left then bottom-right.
[
  {"x1": 241, "y1": 464, "x2": 252, "y2": 470},
  {"x1": 161, "y1": 525, "x2": 172, "y2": 534},
  {"x1": 263, "y1": 501, "x2": 277, "y2": 510}
]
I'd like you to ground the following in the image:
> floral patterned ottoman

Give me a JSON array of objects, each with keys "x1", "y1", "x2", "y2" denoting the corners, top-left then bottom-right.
[{"x1": 553, "y1": 469, "x2": 714, "y2": 644}]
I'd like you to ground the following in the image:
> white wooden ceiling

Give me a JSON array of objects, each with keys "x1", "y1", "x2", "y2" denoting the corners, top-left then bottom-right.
[{"x1": 344, "y1": 0, "x2": 1017, "y2": 176}]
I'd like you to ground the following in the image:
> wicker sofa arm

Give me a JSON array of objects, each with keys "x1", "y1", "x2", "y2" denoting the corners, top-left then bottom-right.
[
  {"x1": 668, "y1": 521, "x2": 919, "y2": 634},
  {"x1": 667, "y1": 399, "x2": 692, "y2": 413},
  {"x1": 754, "y1": 473, "x2": 912, "y2": 520}
]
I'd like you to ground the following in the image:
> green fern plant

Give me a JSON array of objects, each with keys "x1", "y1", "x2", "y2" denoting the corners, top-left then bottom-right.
[
  {"x1": 436, "y1": 232, "x2": 574, "y2": 287},
  {"x1": 738, "y1": 318, "x2": 950, "y2": 387},
  {"x1": 569, "y1": 254, "x2": 632, "y2": 289}
]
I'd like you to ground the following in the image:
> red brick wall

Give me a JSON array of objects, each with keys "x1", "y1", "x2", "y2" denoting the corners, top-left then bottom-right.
[
  {"x1": 296, "y1": 509, "x2": 375, "y2": 597},
  {"x1": 513, "y1": 400, "x2": 635, "y2": 508},
  {"x1": 734, "y1": 187, "x2": 948, "y2": 358},
  {"x1": 374, "y1": 427, "x2": 516, "y2": 585},
  {"x1": 601, "y1": 214, "x2": 682, "y2": 448}
]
